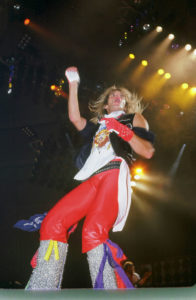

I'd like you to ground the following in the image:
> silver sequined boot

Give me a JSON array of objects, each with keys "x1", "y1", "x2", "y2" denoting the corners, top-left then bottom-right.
[
  {"x1": 87, "y1": 243, "x2": 117, "y2": 289},
  {"x1": 26, "y1": 240, "x2": 68, "y2": 290}
]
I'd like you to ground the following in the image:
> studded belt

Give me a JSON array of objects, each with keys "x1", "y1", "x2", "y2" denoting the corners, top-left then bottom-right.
[{"x1": 92, "y1": 160, "x2": 121, "y2": 176}]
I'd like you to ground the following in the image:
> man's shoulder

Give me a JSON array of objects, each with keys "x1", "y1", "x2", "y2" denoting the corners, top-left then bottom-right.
[
  {"x1": 79, "y1": 120, "x2": 99, "y2": 139},
  {"x1": 118, "y1": 113, "x2": 135, "y2": 127},
  {"x1": 119, "y1": 113, "x2": 135, "y2": 120}
]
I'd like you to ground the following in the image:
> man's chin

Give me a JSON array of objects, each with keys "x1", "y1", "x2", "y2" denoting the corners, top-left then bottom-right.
[{"x1": 113, "y1": 106, "x2": 122, "y2": 111}]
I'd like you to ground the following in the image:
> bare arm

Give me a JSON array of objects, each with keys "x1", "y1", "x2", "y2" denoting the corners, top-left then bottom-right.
[
  {"x1": 65, "y1": 67, "x2": 87, "y2": 131},
  {"x1": 128, "y1": 113, "x2": 155, "y2": 159}
]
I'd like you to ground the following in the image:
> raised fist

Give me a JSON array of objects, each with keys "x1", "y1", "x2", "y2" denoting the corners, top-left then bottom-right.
[{"x1": 65, "y1": 66, "x2": 80, "y2": 83}]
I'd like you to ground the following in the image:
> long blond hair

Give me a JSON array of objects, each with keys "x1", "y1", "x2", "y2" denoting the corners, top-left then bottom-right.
[{"x1": 89, "y1": 85, "x2": 144, "y2": 123}]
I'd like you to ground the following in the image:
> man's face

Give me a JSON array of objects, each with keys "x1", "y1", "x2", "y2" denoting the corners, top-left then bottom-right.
[{"x1": 104, "y1": 90, "x2": 126, "y2": 114}]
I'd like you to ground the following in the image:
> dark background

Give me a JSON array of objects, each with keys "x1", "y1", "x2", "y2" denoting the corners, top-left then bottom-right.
[{"x1": 0, "y1": 0, "x2": 196, "y2": 288}]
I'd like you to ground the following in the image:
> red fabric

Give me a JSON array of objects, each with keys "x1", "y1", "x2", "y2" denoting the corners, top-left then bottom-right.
[
  {"x1": 30, "y1": 223, "x2": 78, "y2": 269},
  {"x1": 67, "y1": 223, "x2": 78, "y2": 238},
  {"x1": 40, "y1": 168, "x2": 119, "y2": 253},
  {"x1": 30, "y1": 250, "x2": 38, "y2": 268},
  {"x1": 105, "y1": 240, "x2": 128, "y2": 288},
  {"x1": 115, "y1": 270, "x2": 126, "y2": 288},
  {"x1": 101, "y1": 118, "x2": 134, "y2": 142}
]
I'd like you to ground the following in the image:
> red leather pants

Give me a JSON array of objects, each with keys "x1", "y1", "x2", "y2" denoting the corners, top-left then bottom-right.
[{"x1": 40, "y1": 168, "x2": 119, "y2": 253}]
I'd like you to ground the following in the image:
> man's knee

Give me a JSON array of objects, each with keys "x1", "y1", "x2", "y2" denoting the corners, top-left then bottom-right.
[
  {"x1": 82, "y1": 222, "x2": 109, "y2": 253},
  {"x1": 40, "y1": 213, "x2": 67, "y2": 243}
]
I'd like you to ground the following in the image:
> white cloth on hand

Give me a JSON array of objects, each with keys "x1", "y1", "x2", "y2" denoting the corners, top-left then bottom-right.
[{"x1": 65, "y1": 69, "x2": 80, "y2": 83}]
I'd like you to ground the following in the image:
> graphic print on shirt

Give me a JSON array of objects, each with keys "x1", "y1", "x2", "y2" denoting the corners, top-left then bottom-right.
[
  {"x1": 93, "y1": 124, "x2": 111, "y2": 151},
  {"x1": 94, "y1": 128, "x2": 110, "y2": 148},
  {"x1": 93, "y1": 111, "x2": 126, "y2": 150}
]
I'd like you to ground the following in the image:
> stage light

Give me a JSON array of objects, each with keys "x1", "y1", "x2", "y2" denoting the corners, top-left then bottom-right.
[
  {"x1": 13, "y1": 4, "x2": 20, "y2": 10},
  {"x1": 135, "y1": 168, "x2": 143, "y2": 175},
  {"x1": 193, "y1": 49, "x2": 196, "y2": 56},
  {"x1": 50, "y1": 85, "x2": 56, "y2": 91},
  {"x1": 185, "y1": 44, "x2": 192, "y2": 51},
  {"x1": 132, "y1": 166, "x2": 144, "y2": 180},
  {"x1": 181, "y1": 83, "x2": 189, "y2": 90},
  {"x1": 157, "y1": 68, "x2": 164, "y2": 75},
  {"x1": 129, "y1": 53, "x2": 135, "y2": 59},
  {"x1": 164, "y1": 73, "x2": 171, "y2": 79},
  {"x1": 24, "y1": 18, "x2": 30, "y2": 26},
  {"x1": 134, "y1": 174, "x2": 142, "y2": 180},
  {"x1": 168, "y1": 34, "x2": 175, "y2": 40},
  {"x1": 130, "y1": 25, "x2": 134, "y2": 32},
  {"x1": 143, "y1": 24, "x2": 150, "y2": 31},
  {"x1": 118, "y1": 39, "x2": 123, "y2": 47},
  {"x1": 156, "y1": 26, "x2": 163, "y2": 33},
  {"x1": 141, "y1": 60, "x2": 148, "y2": 66},
  {"x1": 190, "y1": 87, "x2": 196, "y2": 95},
  {"x1": 131, "y1": 181, "x2": 137, "y2": 187}
]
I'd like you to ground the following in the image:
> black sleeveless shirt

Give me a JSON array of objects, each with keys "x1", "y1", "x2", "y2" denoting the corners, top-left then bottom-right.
[{"x1": 74, "y1": 113, "x2": 154, "y2": 169}]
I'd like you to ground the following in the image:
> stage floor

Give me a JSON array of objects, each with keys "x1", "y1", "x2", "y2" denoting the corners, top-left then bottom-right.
[{"x1": 0, "y1": 285, "x2": 196, "y2": 300}]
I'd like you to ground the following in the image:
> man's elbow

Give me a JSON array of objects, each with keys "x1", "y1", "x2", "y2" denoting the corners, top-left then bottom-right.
[
  {"x1": 68, "y1": 115, "x2": 86, "y2": 131},
  {"x1": 69, "y1": 114, "x2": 80, "y2": 125}
]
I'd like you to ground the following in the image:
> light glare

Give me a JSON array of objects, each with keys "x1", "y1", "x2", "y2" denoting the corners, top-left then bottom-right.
[
  {"x1": 158, "y1": 68, "x2": 164, "y2": 75},
  {"x1": 131, "y1": 181, "x2": 137, "y2": 187},
  {"x1": 185, "y1": 44, "x2": 192, "y2": 51},
  {"x1": 141, "y1": 60, "x2": 148, "y2": 66},
  {"x1": 134, "y1": 174, "x2": 141, "y2": 180},
  {"x1": 156, "y1": 26, "x2": 163, "y2": 33},
  {"x1": 143, "y1": 24, "x2": 150, "y2": 31},
  {"x1": 24, "y1": 18, "x2": 30, "y2": 26},
  {"x1": 164, "y1": 73, "x2": 171, "y2": 79},
  {"x1": 135, "y1": 168, "x2": 143, "y2": 175},
  {"x1": 129, "y1": 53, "x2": 135, "y2": 59},
  {"x1": 168, "y1": 34, "x2": 175, "y2": 40},
  {"x1": 50, "y1": 85, "x2": 56, "y2": 91},
  {"x1": 190, "y1": 87, "x2": 196, "y2": 95},
  {"x1": 181, "y1": 83, "x2": 189, "y2": 90}
]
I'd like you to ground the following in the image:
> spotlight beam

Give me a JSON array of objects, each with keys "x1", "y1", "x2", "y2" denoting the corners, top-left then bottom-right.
[
  {"x1": 129, "y1": 28, "x2": 161, "y2": 53},
  {"x1": 169, "y1": 144, "x2": 186, "y2": 178},
  {"x1": 141, "y1": 72, "x2": 170, "y2": 99},
  {"x1": 148, "y1": 36, "x2": 174, "y2": 66}
]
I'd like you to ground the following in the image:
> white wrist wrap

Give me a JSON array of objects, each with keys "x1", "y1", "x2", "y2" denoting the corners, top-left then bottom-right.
[{"x1": 65, "y1": 70, "x2": 80, "y2": 83}]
